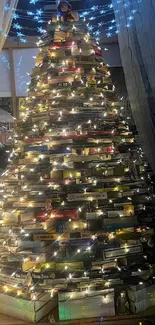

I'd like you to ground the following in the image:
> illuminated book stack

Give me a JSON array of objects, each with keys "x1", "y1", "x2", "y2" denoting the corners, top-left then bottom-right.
[{"x1": 0, "y1": 1, "x2": 155, "y2": 322}]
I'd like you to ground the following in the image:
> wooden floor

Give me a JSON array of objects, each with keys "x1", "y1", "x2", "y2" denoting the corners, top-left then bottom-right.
[
  {"x1": 0, "y1": 307, "x2": 154, "y2": 325},
  {"x1": 0, "y1": 314, "x2": 27, "y2": 324}
]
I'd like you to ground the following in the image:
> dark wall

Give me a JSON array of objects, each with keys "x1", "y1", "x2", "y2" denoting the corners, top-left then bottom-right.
[
  {"x1": 0, "y1": 146, "x2": 9, "y2": 169},
  {"x1": 110, "y1": 67, "x2": 127, "y2": 97}
]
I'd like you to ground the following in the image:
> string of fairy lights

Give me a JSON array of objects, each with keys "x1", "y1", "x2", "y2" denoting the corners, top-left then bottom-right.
[
  {"x1": 10, "y1": 4, "x2": 115, "y2": 43},
  {"x1": 2, "y1": 0, "x2": 144, "y2": 44}
]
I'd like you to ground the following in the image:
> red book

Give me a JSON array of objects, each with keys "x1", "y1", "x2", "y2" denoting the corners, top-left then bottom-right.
[
  {"x1": 35, "y1": 211, "x2": 49, "y2": 221},
  {"x1": 88, "y1": 131, "x2": 118, "y2": 136},
  {"x1": 58, "y1": 67, "x2": 83, "y2": 73},
  {"x1": 50, "y1": 209, "x2": 78, "y2": 220},
  {"x1": 93, "y1": 45, "x2": 103, "y2": 57},
  {"x1": 50, "y1": 41, "x2": 77, "y2": 49},
  {"x1": 23, "y1": 137, "x2": 49, "y2": 144}
]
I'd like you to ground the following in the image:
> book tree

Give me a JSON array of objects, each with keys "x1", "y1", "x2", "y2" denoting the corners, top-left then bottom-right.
[{"x1": 0, "y1": 0, "x2": 155, "y2": 321}]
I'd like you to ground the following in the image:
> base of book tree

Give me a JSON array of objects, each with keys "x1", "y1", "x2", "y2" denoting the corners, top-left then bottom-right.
[
  {"x1": 58, "y1": 284, "x2": 155, "y2": 321},
  {"x1": 0, "y1": 289, "x2": 155, "y2": 323},
  {"x1": 0, "y1": 293, "x2": 57, "y2": 323}
]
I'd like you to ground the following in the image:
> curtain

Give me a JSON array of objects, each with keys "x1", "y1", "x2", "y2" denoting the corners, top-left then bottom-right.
[
  {"x1": 0, "y1": 0, "x2": 19, "y2": 52},
  {"x1": 0, "y1": 108, "x2": 14, "y2": 123},
  {"x1": 112, "y1": 0, "x2": 155, "y2": 172}
]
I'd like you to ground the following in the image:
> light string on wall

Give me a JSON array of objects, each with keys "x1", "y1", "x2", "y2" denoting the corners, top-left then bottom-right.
[
  {"x1": 4, "y1": 2, "x2": 116, "y2": 43},
  {"x1": 0, "y1": 0, "x2": 144, "y2": 45}
]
